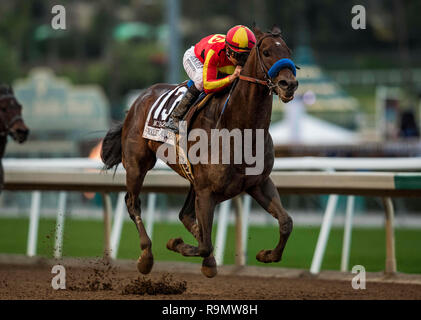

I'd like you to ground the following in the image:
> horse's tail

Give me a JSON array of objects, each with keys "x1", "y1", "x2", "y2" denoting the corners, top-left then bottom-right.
[{"x1": 101, "y1": 121, "x2": 123, "y2": 170}]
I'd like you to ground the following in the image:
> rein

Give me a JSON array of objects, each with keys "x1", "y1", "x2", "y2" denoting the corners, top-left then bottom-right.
[
  {"x1": 215, "y1": 77, "x2": 239, "y2": 129},
  {"x1": 238, "y1": 75, "x2": 268, "y2": 86}
]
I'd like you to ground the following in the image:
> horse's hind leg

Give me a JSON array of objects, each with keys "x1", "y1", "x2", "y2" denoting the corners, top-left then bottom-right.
[
  {"x1": 124, "y1": 151, "x2": 156, "y2": 274},
  {"x1": 247, "y1": 178, "x2": 293, "y2": 263}
]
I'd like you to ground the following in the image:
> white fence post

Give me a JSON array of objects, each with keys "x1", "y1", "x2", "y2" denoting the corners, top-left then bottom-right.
[
  {"x1": 383, "y1": 197, "x2": 397, "y2": 274},
  {"x1": 145, "y1": 193, "x2": 157, "y2": 239},
  {"x1": 54, "y1": 192, "x2": 67, "y2": 259},
  {"x1": 340, "y1": 196, "x2": 354, "y2": 272},
  {"x1": 101, "y1": 193, "x2": 112, "y2": 260},
  {"x1": 214, "y1": 200, "x2": 231, "y2": 266},
  {"x1": 110, "y1": 192, "x2": 126, "y2": 259},
  {"x1": 27, "y1": 191, "x2": 41, "y2": 257},
  {"x1": 310, "y1": 194, "x2": 339, "y2": 274},
  {"x1": 234, "y1": 196, "x2": 244, "y2": 266},
  {"x1": 241, "y1": 195, "x2": 252, "y2": 265}
]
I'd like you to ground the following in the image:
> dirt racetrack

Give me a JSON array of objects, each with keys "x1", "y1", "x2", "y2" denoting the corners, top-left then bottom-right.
[{"x1": 1, "y1": 255, "x2": 421, "y2": 300}]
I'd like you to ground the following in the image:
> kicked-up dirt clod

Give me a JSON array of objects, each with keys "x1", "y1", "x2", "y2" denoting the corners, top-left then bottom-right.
[
  {"x1": 122, "y1": 273, "x2": 187, "y2": 295},
  {"x1": 68, "y1": 259, "x2": 117, "y2": 292}
]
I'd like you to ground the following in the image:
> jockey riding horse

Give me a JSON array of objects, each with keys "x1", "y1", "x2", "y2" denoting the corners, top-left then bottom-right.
[{"x1": 165, "y1": 25, "x2": 256, "y2": 133}]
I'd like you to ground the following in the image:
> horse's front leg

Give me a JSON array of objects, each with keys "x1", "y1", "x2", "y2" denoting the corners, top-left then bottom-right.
[
  {"x1": 195, "y1": 190, "x2": 217, "y2": 278},
  {"x1": 167, "y1": 185, "x2": 201, "y2": 257},
  {"x1": 247, "y1": 177, "x2": 293, "y2": 263}
]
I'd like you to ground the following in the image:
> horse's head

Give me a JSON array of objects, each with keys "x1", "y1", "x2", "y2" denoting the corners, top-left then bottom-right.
[
  {"x1": 251, "y1": 25, "x2": 298, "y2": 103},
  {"x1": 0, "y1": 85, "x2": 29, "y2": 143}
]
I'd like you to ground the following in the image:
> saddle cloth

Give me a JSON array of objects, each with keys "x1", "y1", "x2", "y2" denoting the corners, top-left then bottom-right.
[
  {"x1": 143, "y1": 83, "x2": 187, "y2": 146},
  {"x1": 142, "y1": 82, "x2": 211, "y2": 146},
  {"x1": 142, "y1": 82, "x2": 213, "y2": 183}
]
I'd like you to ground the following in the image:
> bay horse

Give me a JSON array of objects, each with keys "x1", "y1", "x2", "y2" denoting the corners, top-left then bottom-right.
[
  {"x1": 101, "y1": 26, "x2": 298, "y2": 277},
  {"x1": 0, "y1": 85, "x2": 29, "y2": 190}
]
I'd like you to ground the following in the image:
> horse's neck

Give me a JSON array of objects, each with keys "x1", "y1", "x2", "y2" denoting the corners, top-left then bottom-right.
[{"x1": 223, "y1": 58, "x2": 273, "y2": 130}]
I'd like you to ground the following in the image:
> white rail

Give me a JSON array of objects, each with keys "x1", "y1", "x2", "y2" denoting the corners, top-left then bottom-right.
[{"x1": 3, "y1": 157, "x2": 421, "y2": 274}]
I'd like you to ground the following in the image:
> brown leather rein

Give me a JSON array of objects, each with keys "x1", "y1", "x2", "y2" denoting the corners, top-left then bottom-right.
[{"x1": 239, "y1": 75, "x2": 268, "y2": 86}]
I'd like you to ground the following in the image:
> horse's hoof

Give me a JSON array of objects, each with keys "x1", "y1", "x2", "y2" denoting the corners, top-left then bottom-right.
[
  {"x1": 137, "y1": 250, "x2": 154, "y2": 274},
  {"x1": 166, "y1": 237, "x2": 184, "y2": 252},
  {"x1": 256, "y1": 249, "x2": 280, "y2": 263},
  {"x1": 201, "y1": 256, "x2": 217, "y2": 278}
]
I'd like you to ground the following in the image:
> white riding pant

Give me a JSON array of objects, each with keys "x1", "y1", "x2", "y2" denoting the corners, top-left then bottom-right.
[{"x1": 183, "y1": 46, "x2": 204, "y2": 91}]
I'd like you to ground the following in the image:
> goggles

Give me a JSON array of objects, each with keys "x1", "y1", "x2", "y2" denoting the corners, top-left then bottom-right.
[{"x1": 226, "y1": 46, "x2": 250, "y2": 66}]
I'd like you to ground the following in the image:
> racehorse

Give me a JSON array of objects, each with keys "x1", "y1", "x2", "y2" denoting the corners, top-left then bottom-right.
[
  {"x1": 101, "y1": 26, "x2": 298, "y2": 278},
  {"x1": 0, "y1": 85, "x2": 29, "y2": 190}
]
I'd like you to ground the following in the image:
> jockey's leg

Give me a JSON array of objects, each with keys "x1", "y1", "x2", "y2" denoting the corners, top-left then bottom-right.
[
  {"x1": 165, "y1": 85, "x2": 200, "y2": 133},
  {"x1": 166, "y1": 46, "x2": 204, "y2": 133}
]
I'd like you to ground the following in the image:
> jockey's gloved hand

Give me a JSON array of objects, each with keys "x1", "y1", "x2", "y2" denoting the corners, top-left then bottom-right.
[{"x1": 229, "y1": 66, "x2": 242, "y2": 82}]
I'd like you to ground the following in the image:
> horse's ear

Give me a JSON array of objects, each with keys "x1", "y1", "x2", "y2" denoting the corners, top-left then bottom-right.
[
  {"x1": 252, "y1": 24, "x2": 263, "y2": 39},
  {"x1": 271, "y1": 24, "x2": 281, "y2": 34}
]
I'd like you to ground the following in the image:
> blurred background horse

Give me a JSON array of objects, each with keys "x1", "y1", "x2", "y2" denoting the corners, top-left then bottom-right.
[{"x1": 0, "y1": 85, "x2": 29, "y2": 189}]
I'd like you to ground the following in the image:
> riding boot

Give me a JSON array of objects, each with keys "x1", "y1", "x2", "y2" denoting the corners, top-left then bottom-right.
[{"x1": 166, "y1": 85, "x2": 201, "y2": 133}]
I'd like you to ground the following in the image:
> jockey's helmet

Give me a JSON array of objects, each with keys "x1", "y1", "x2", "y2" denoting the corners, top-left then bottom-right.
[
  {"x1": 226, "y1": 25, "x2": 256, "y2": 53},
  {"x1": 225, "y1": 25, "x2": 256, "y2": 66}
]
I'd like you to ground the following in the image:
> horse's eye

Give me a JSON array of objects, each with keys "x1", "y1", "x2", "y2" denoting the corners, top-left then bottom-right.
[{"x1": 263, "y1": 50, "x2": 270, "y2": 57}]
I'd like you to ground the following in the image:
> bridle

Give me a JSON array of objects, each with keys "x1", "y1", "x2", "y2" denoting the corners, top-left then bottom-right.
[
  {"x1": 0, "y1": 94, "x2": 23, "y2": 137},
  {"x1": 239, "y1": 32, "x2": 295, "y2": 95},
  {"x1": 218, "y1": 32, "x2": 298, "y2": 127}
]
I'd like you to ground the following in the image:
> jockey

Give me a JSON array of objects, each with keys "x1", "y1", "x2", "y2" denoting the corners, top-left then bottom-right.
[{"x1": 166, "y1": 25, "x2": 256, "y2": 132}]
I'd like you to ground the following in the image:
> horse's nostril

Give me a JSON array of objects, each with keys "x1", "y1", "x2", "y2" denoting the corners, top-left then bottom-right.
[{"x1": 289, "y1": 80, "x2": 299, "y2": 91}]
